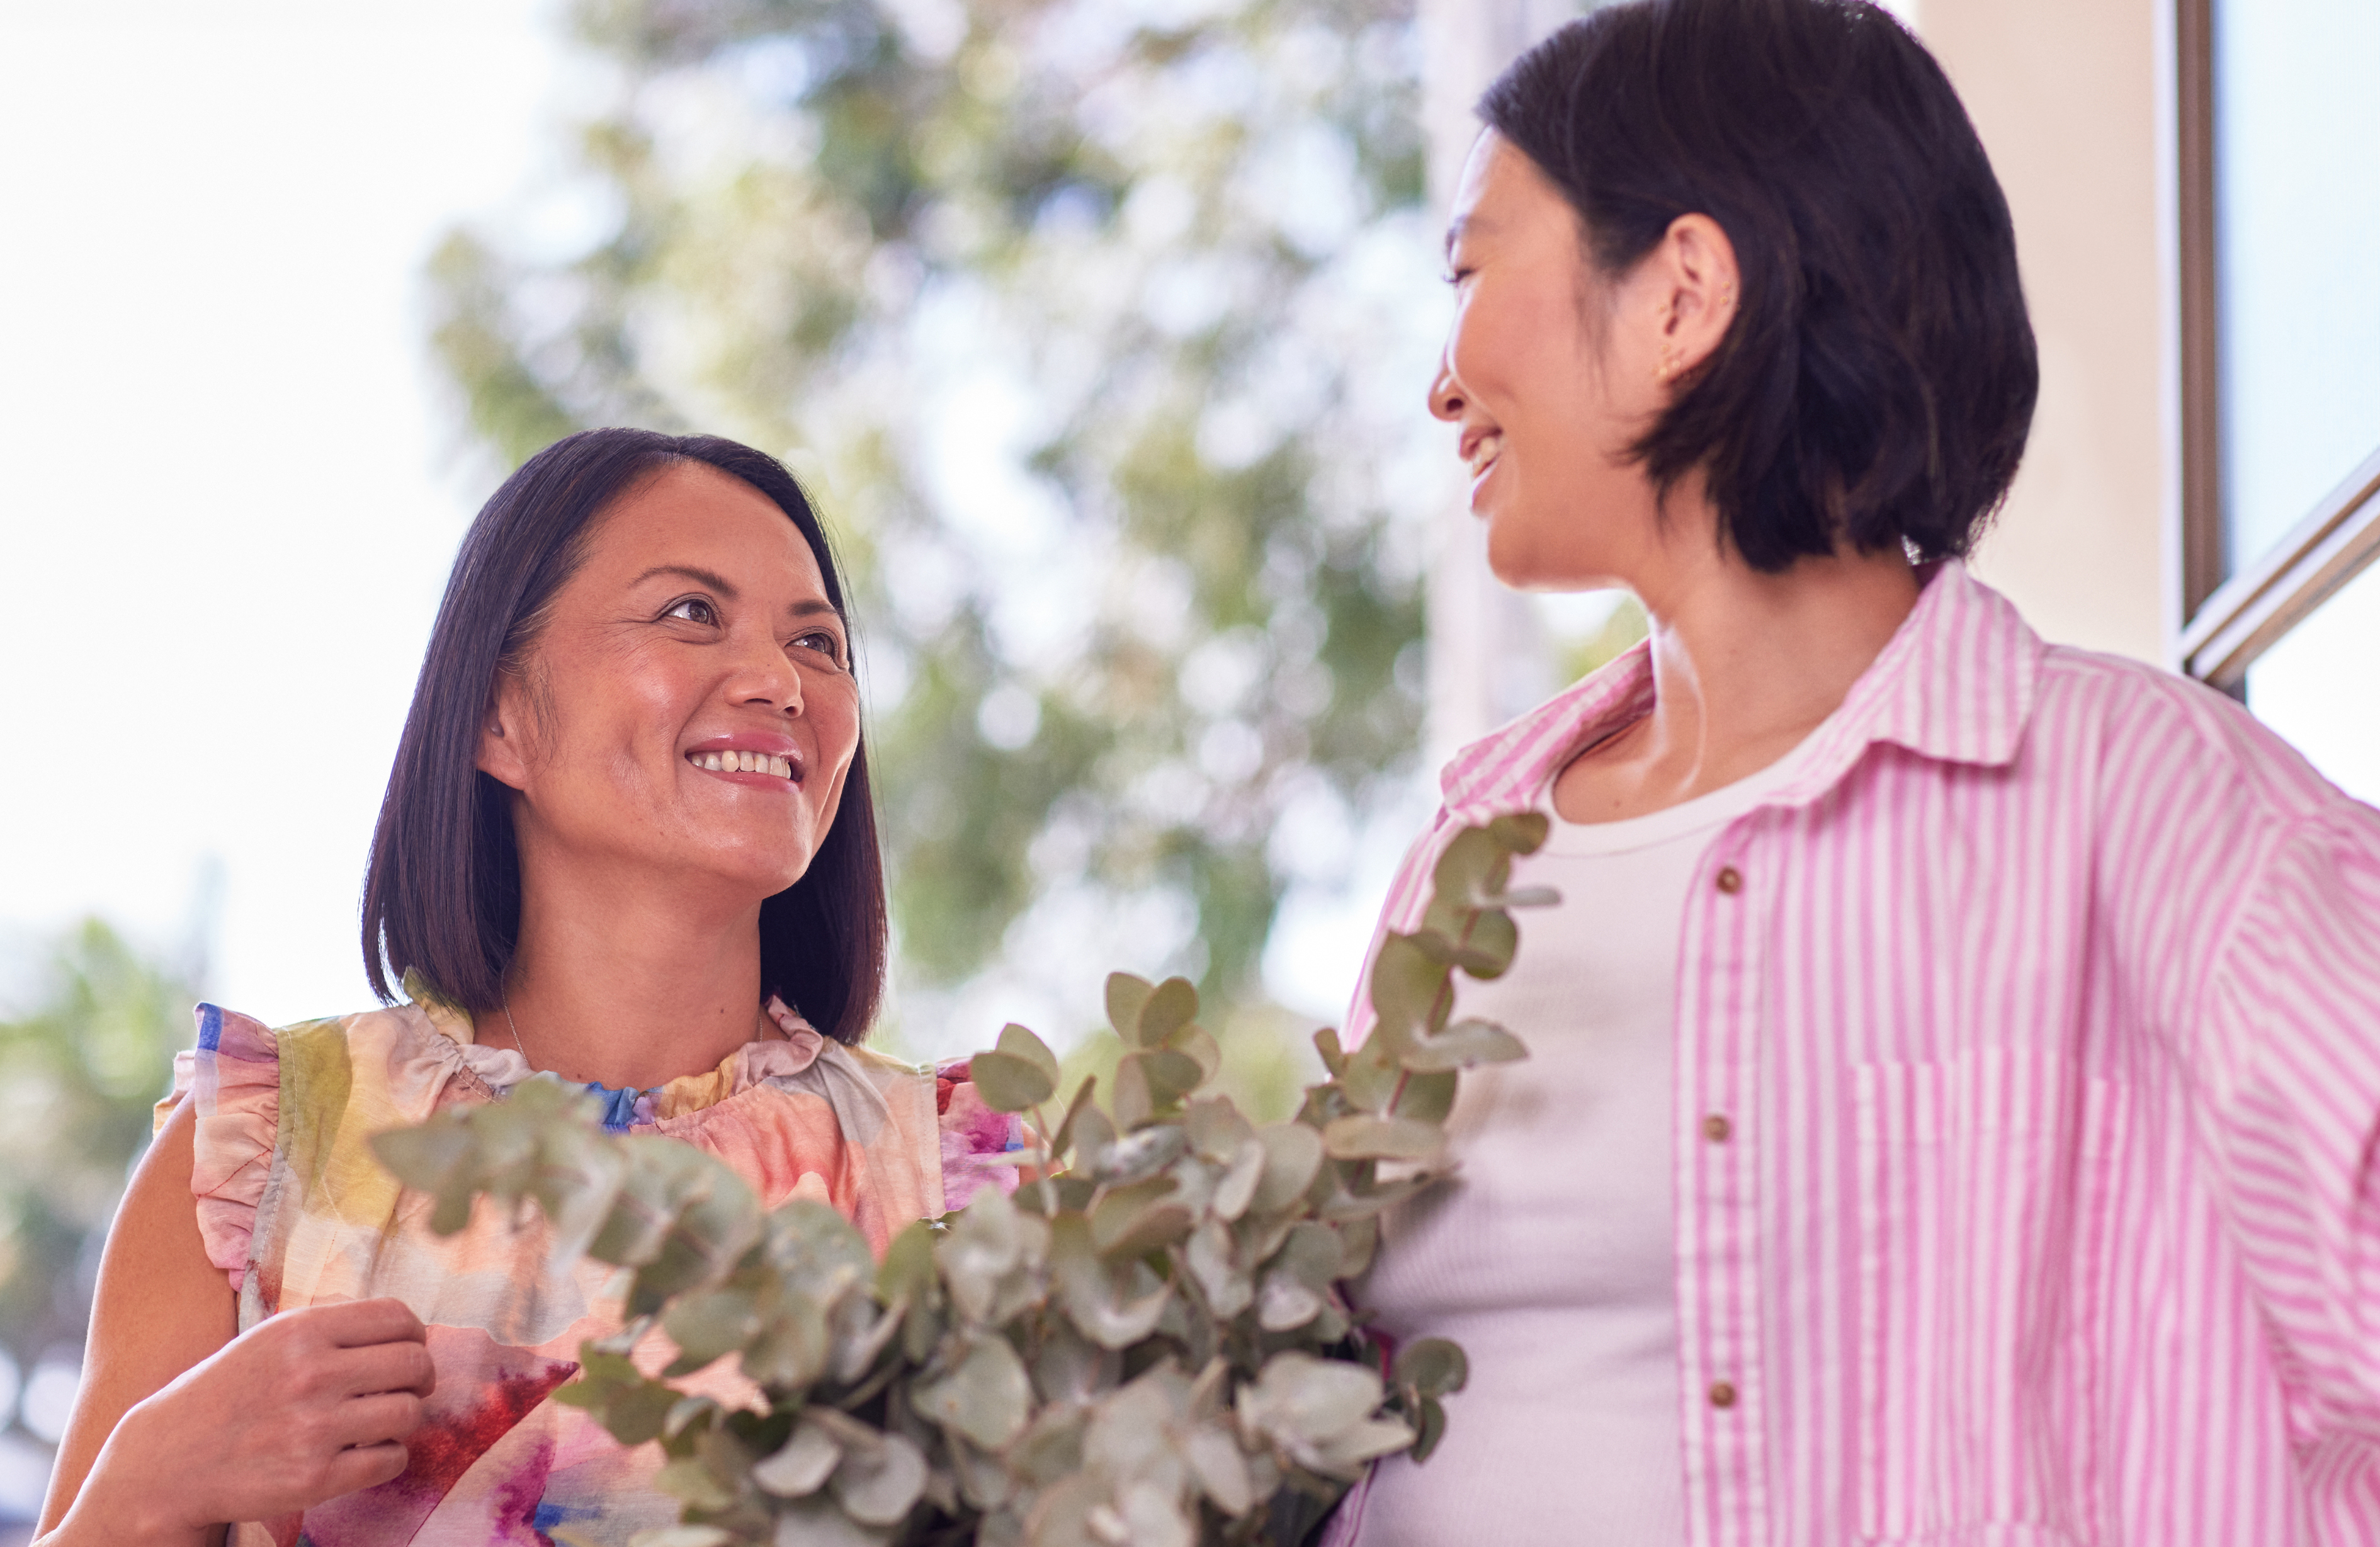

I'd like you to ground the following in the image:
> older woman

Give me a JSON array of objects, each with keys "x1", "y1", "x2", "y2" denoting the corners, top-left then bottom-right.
[
  {"x1": 1341, "y1": 2, "x2": 2380, "y2": 1543},
  {"x1": 38, "y1": 431, "x2": 1020, "y2": 1544}
]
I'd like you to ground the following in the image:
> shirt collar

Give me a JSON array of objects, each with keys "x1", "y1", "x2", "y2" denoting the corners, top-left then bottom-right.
[{"x1": 1439, "y1": 560, "x2": 2044, "y2": 821}]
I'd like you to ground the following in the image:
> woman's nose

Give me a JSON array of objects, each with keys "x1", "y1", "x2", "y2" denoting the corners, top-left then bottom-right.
[
  {"x1": 732, "y1": 632, "x2": 805, "y2": 715},
  {"x1": 1428, "y1": 355, "x2": 1466, "y2": 422}
]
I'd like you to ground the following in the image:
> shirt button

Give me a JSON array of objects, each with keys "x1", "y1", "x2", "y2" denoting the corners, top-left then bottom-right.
[
  {"x1": 1703, "y1": 1113, "x2": 1733, "y2": 1143},
  {"x1": 1715, "y1": 866, "x2": 1743, "y2": 894},
  {"x1": 1708, "y1": 1381, "x2": 1738, "y2": 1408}
]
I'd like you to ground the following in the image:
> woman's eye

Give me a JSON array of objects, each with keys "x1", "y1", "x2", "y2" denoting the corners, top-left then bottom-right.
[
  {"x1": 794, "y1": 630, "x2": 848, "y2": 667},
  {"x1": 664, "y1": 597, "x2": 720, "y2": 626}
]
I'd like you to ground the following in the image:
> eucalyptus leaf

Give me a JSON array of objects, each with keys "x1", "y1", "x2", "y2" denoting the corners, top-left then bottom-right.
[
  {"x1": 1429, "y1": 825, "x2": 1510, "y2": 911},
  {"x1": 949, "y1": 1435, "x2": 1016, "y2": 1510},
  {"x1": 1182, "y1": 1096, "x2": 1255, "y2": 1164},
  {"x1": 1364, "y1": 933, "x2": 1446, "y2": 1051},
  {"x1": 1082, "y1": 1123, "x2": 1186, "y2": 1186},
  {"x1": 1184, "y1": 1424, "x2": 1256, "y2": 1516},
  {"x1": 1410, "y1": 1395, "x2": 1449, "y2": 1464},
  {"x1": 652, "y1": 1454, "x2": 736, "y2": 1511},
  {"x1": 1066, "y1": 1104, "x2": 1118, "y2": 1179},
  {"x1": 1487, "y1": 810, "x2": 1551, "y2": 853},
  {"x1": 1184, "y1": 1217, "x2": 1251, "y2": 1318},
  {"x1": 1249, "y1": 1123, "x2": 1324, "y2": 1213},
  {"x1": 1237, "y1": 1351, "x2": 1391, "y2": 1471},
  {"x1": 1336, "y1": 1037, "x2": 1403, "y2": 1116},
  {"x1": 1410, "y1": 905, "x2": 1518, "y2": 978},
  {"x1": 1051, "y1": 1217, "x2": 1170, "y2": 1349},
  {"x1": 660, "y1": 1393, "x2": 723, "y2": 1441},
  {"x1": 1111, "y1": 1055, "x2": 1151, "y2": 1131},
  {"x1": 915, "y1": 1334, "x2": 1033, "y2": 1451},
  {"x1": 1211, "y1": 1137, "x2": 1265, "y2": 1221},
  {"x1": 1388, "y1": 1068, "x2": 1456, "y2": 1125},
  {"x1": 969, "y1": 1050, "x2": 1058, "y2": 1114},
  {"x1": 1164, "y1": 1024, "x2": 1222, "y2": 1082},
  {"x1": 1103, "y1": 972, "x2": 1155, "y2": 1043},
  {"x1": 828, "y1": 1426, "x2": 930, "y2": 1526},
  {"x1": 1136, "y1": 976, "x2": 1198, "y2": 1045},
  {"x1": 752, "y1": 1419, "x2": 841, "y2": 1497},
  {"x1": 1400, "y1": 1016, "x2": 1529, "y2": 1074},
  {"x1": 1312, "y1": 1416, "x2": 1419, "y2": 1473},
  {"x1": 662, "y1": 1288, "x2": 759, "y2": 1373},
  {"x1": 1119, "y1": 1048, "x2": 1202, "y2": 1113},
  {"x1": 1321, "y1": 1114, "x2": 1445, "y2": 1163},
  {"x1": 995, "y1": 1022, "x2": 1062, "y2": 1087},
  {"x1": 771, "y1": 1494, "x2": 895, "y2": 1547},
  {"x1": 1391, "y1": 1337, "x2": 1470, "y2": 1398},
  {"x1": 1045, "y1": 1076, "x2": 1099, "y2": 1166}
]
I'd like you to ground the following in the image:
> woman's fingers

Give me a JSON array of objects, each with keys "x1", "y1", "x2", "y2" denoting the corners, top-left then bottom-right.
[
  {"x1": 332, "y1": 1336, "x2": 438, "y2": 1399},
  {"x1": 307, "y1": 1296, "x2": 428, "y2": 1350},
  {"x1": 319, "y1": 1438, "x2": 414, "y2": 1498},
  {"x1": 330, "y1": 1390, "x2": 428, "y2": 1451}
]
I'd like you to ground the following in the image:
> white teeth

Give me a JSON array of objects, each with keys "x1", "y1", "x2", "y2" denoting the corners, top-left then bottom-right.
[
  {"x1": 691, "y1": 750, "x2": 794, "y2": 778},
  {"x1": 1466, "y1": 434, "x2": 1504, "y2": 479}
]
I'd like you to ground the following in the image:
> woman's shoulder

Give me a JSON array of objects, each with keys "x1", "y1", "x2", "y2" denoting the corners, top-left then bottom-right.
[
  {"x1": 173, "y1": 986, "x2": 512, "y2": 1130},
  {"x1": 2032, "y1": 643, "x2": 2369, "y2": 829}
]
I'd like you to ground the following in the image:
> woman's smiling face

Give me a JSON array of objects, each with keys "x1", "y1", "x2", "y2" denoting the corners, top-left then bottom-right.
[
  {"x1": 477, "y1": 460, "x2": 861, "y2": 906},
  {"x1": 1429, "y1": 131, "x2": 1678, "y2": 591}
]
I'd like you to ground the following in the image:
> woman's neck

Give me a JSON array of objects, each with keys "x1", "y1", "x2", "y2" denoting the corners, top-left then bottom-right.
[
  {"x1": 478, "y1": 857, "x2": 774, "y2": 1090},
  {"x1": 1551, "y1": 502, "x2": 1921, "y2": 825}
]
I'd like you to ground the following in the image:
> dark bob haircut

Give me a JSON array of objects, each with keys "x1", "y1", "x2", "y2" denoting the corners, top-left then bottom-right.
[
  {"x1": 1480, "y1": 0, "x2": 2038, "y2": 571},
  {"x1": 361, "y1": 428, "x2": 887, "y2": 1045}
]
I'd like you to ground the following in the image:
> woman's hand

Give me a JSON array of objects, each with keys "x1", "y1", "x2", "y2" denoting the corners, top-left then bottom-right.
[
  {"x1": 67, "y1": 1298, "x2": 435, "y2": 1539},
  {"x1": 38, "y1": 1099, "x2": 436, "y2": 1547}
]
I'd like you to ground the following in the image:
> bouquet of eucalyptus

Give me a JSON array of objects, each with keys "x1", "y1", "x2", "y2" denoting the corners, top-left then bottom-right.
[{"x1": 372, "y1": 815, "x2": 1550, "y2": 1547}]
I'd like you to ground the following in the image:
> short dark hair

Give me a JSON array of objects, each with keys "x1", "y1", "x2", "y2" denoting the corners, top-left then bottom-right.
[
  {"x1": 1480, "y1": 0, "x2": 2038, "y2": 570},
  {"x1": 361, "y1": 428, "x2": 887, "y2": 1045}
]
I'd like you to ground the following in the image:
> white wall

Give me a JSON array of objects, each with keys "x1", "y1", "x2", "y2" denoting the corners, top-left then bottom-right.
[{"x1": 1922, "y1": 0, "x2": 2171, "y2": 664}]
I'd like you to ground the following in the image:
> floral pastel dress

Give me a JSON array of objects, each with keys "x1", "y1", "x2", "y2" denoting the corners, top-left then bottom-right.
[{"x1": 156, "y1": 980, "x2": 1021, "y2": 1546}]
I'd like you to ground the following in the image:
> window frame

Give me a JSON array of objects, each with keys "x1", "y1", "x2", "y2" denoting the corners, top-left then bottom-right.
[{"x1": 2173, "y1": 0, "x2": 2380, "y2": 693}]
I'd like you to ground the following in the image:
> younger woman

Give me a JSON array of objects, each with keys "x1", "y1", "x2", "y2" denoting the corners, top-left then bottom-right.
[{"x1": 1344, "y1": 3, "x2": 2380, "y2": 1542}]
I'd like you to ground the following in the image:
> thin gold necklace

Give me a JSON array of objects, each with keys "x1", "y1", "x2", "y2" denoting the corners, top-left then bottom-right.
[{"x1": 502, "y1": 1000, "x2": 531, "y2": 1066}]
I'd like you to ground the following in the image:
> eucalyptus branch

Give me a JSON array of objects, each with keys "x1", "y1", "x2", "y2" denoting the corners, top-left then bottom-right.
[{"x1": 372, "y1": 816, "x2": 1551, "y2": 1547}]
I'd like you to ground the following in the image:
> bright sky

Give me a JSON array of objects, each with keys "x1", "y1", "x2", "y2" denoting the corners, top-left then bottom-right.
[{"x1": 0, "y1": 0, "x2": 567, "y2": 1023}]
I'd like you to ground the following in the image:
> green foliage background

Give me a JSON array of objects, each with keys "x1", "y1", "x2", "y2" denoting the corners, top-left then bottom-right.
[
  {"x1": 426, "y1": 0, "x2": 1451, "y2": 1074},
  {"x1": 0, "y1": 924, "x2": 188, "y2": 1419}
]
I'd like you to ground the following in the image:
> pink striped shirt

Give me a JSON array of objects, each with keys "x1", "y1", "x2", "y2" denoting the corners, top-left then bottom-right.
[{"x1": 1337, "y1": 561, "x2": 2380, "y2": 1544}]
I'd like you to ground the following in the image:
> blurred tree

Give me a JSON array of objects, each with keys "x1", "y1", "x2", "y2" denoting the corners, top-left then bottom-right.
[
  {"x1": 0, "y1": 922, "x2": 187, "y2": 1392},
  {"x1": 427, "y1": 0, "x2": 1449, "y2": 1060}
]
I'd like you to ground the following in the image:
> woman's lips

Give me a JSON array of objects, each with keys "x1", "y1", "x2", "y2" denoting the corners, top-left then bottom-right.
[
  {"x1": 1463, "y1": 430, "x2": 1504, "y2": 501},
  {"x1": 683, "y1": 735, "x2": 804, "y2": 786}
]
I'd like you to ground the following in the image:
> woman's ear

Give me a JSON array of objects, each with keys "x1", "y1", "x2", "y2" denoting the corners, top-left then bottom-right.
[
  {"x1": 476, "y1": 674, "x2": 534, "y2": 792},
  {"x1": 1648, "y1": 212, "x2": 1741, "y2": 386}
]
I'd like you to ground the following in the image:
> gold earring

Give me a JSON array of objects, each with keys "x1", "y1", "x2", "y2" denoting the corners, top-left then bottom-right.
[{"x1": 1654, "y1": 346, "x2": 1680, "y2": 383}]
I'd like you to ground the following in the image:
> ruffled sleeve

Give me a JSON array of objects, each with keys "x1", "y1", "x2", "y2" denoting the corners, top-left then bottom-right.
[
  {"x1": 935, "y1": 1058, "x2": 1026, "y2": 1213},
  {"x1": 172, "y1": 1004, "x2": 283, "y2": 1290}
]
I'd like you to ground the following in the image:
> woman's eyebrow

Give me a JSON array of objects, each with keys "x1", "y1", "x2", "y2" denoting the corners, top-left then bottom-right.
[
  {"x1": 788, "y1": 599, "x2": 844, "y2": 621},
  {"x1": 631, "y1": 562, "x2": 739, "y2": 598}
]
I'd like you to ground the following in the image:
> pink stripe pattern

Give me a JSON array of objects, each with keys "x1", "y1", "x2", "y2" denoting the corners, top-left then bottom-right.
[{"x1": 1340, "y1": 562, "x2": 2380, "y2": 1544}]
